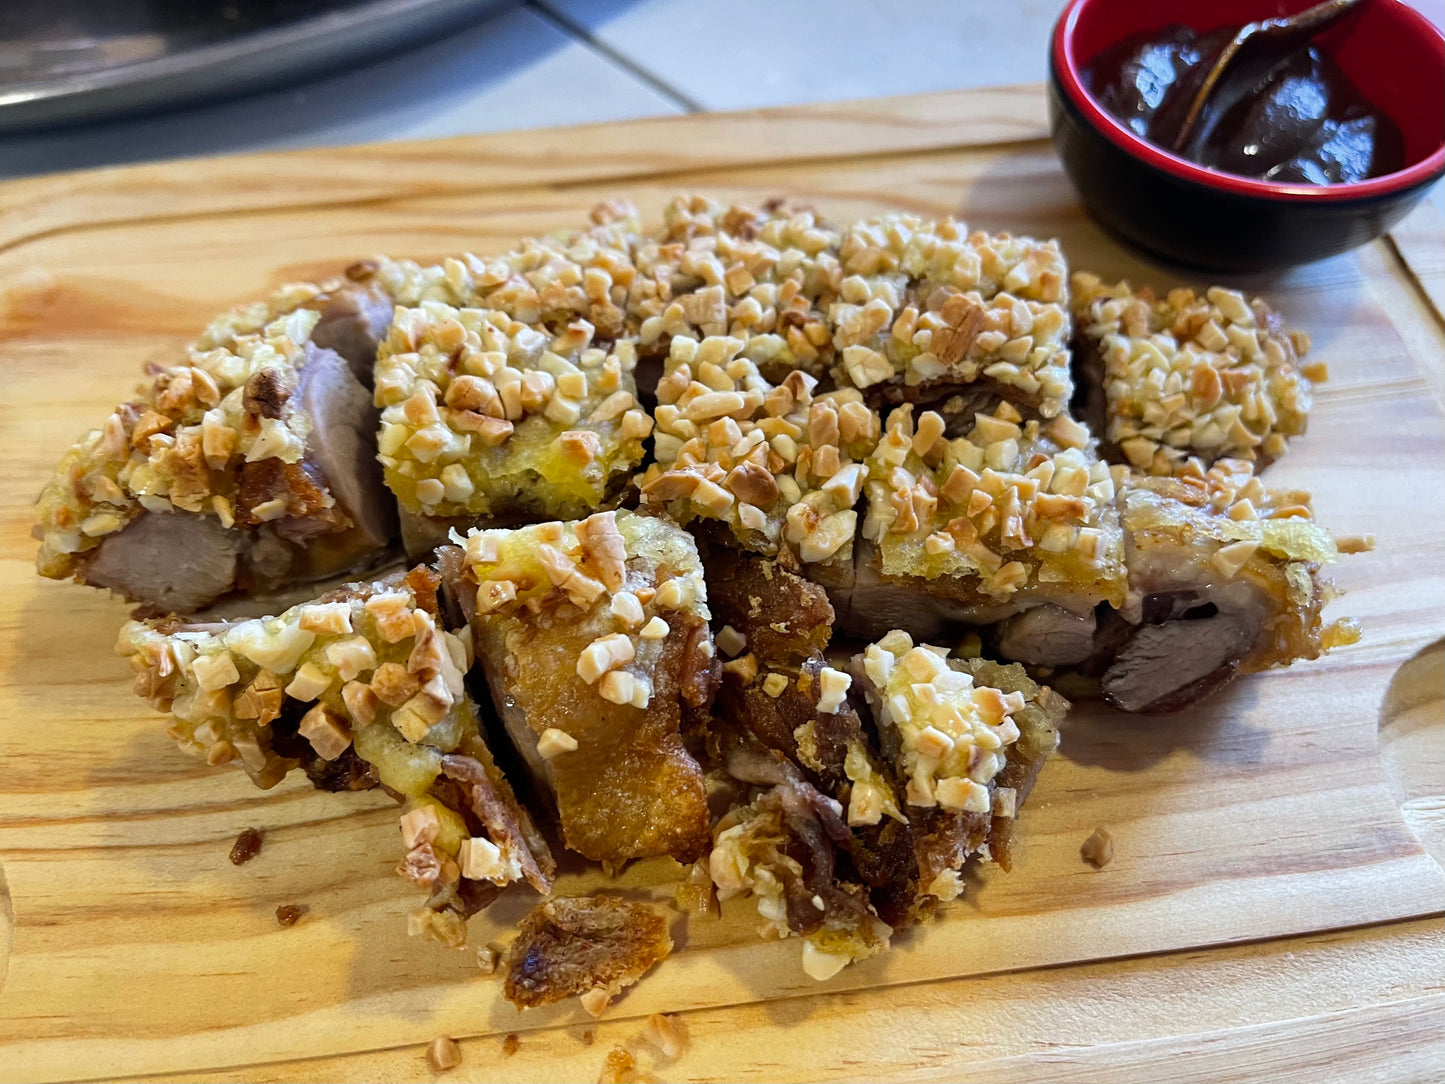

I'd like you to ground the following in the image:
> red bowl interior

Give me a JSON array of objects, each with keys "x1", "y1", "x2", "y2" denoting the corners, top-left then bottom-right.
[{"x1": 1054, "y1": 0, "x2": 1445, "y2": 201}]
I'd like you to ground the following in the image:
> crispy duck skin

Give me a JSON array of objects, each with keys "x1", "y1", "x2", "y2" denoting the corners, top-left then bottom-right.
[
  {"x1": 503, "y1": 895, "x2": 673, "y2": 1010},
  {"x1": 36, "y1": 293, "x2": 397, "y2": 614},
  {"x1": 1071, "y1": 272, "x2": 1316, "y2": 476},
  {"x1": 709, "y1": 734, "x2": 895, "y2": 982},
  {"x1": 118, "y1": 566, "x2": 554, "y2": 942},
  {"x1": 708, "y1": 635, "x2": 1065, "y2": 979},
  {"x1": 442, "y1": 510, "x2": 717, "y2": 865},
  {"x1": 702, "y1": 548, "x2": 917, "y2": 926}
]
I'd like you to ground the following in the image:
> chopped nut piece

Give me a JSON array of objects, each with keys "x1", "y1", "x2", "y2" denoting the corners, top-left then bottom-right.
[
  {"x1": 284, "y1": 661, "x2": 332, "y2": 702},
  {"x1": 577, "y1": 633, "x2": 636, "y2": 684},
  {"x1": 1335, "y1": 534, "x2": 1375, "y2": 554},
  {"x1": 610, "y1": 591, "x2": 645, "y2": 629},
  {"x1": 538, "y1": 727, "x2": 581, "y2": 759},
  {"x1": 400, "y1": 805, "x2": 442, "y2": 849},
  {"x1": 459, "y1": 836, "x2": 505, "y2": 881},
  {"x1": 815, "y1": 667, "x2": 851, "y2": 714},
  {"x1": 581, "y1": 987, "x2": 613, "y2": 1017},
  {"x1": 639, "y1": 616, "x2": 670, "y2": 640},
  {"x1": 298, "y1": 602, "x2": 352, "y2": 635},
  {"x1": 191, "y1": 652, "x2": 240, "y2": 692},
  {"x1": 298, "y1": 703, "x2": 352, "y2": 761},
  {"x1": 716, "y1": 625, "x2": 748, "y2": 657},
  {"x1": 477, "y1": 944, "x2": 500, "y2": 974},
  {"x1": 426, "y1": 1036, "x2": 463, "y2": 1072},
  {"x1": 722, "y1": 652, "x2": 759, "y2": 685},
  {"x1": 640, "y1": 1013, "x2": 687, "y2": 1059},
  {"x1": 1081, "y1": 825, "x2": 1115, "y2": 869}
]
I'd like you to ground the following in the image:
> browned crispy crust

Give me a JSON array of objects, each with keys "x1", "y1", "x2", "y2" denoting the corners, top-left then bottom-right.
[{"x1": 503, "y1": 896, "x2": 672, "y2": 1009}]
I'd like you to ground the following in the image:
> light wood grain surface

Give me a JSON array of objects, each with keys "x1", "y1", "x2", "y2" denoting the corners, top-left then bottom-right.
[{"x1": 0, "y1": 85, "x2": 1441, "y2": 1084}]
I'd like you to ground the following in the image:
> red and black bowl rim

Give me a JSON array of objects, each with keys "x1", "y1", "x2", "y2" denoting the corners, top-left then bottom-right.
[{"x1": 1050, "y1": 0, "x2": 1445, "y2": 203}]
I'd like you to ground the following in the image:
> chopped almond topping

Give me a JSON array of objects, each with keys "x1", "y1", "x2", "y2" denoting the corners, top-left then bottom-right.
[
  {"x1": 298, "y1": 703, "x2": 352, "y2": 761},
  {"x1": 426, "y1": 1036, "x2": 462, "y2": 1072},
  {"x1": 538, "y1": 727, "x2": 580, "y2": 759},
  {"x1": 1081, "y1": 825, "x2": 1115, "y2": 869}
]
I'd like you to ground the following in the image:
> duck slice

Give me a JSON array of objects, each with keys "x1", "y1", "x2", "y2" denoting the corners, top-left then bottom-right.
[{"x1": 442, "y1": 510, "x2": 716, "y2": 866}]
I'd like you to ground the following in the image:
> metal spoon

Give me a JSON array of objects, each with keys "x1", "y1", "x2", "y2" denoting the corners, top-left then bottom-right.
[{"x1": 1171, "y1": 0, "x2": 1369, "y2": 153}]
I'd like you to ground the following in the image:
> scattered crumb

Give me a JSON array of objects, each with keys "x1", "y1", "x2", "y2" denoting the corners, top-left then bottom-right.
[
  {"x1": 598, "y1": 1047, "x2": 636, "y2": 1084},
  {"x1": 427, "y1": 1036, "x2": 462, "y2": 1072},
  {"x1": 1335, "y1": 534, "x2": 1375, "y2": 554},
  {"x1": 581, "y1": 1029, "x2": 596, "y2": 1046},
  {"x1": 1081, "y1": 825, "x2": 1115, "y2": 869},
  {"x1": 275, "y1": 903, "x2": 309, "y2": 927},
  {"x1": 503, "y1": 895, "x2": 672, "y2": 1010},
  {"x1": 673, "y1": 859, "x2": 716, "y2": 918},
  {"x1": 581, "y1": 986, "x2": 612, "y2": 1018},
  {"x1": 229, "y1": 827, "x2": 263, "y2": 866},
  {"x1": 640, "y1": 1013, "x2": 686, "y2": 1059},
  {"x1": 502, "y1": 1033, "x2": 520, "y2": 1056},
  {"x1": 477, "y1": 944, "x2": 499, "y2": 974}
]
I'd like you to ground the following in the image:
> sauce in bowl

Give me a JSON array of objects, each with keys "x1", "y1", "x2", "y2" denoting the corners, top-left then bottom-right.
[{"x1": 1084, "y1": 23, "x2": 1404, "y2": 184}]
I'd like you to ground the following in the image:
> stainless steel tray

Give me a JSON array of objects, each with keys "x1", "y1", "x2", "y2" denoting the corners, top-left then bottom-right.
[{"x1": 0, "y1": 0, "x2": 505, "y2": 132}]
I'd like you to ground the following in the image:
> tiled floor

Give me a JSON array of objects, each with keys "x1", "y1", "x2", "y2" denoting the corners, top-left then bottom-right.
[{"x1": 0, "y1": 0, "x2": 1441, "y2": 177}]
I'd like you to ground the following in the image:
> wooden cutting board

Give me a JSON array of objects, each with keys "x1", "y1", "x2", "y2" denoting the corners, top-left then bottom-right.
[{"x1": 0, "y1": 84, "x2": 1442, "y2": 1084}]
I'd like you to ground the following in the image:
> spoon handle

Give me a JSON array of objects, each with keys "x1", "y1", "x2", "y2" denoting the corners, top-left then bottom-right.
[{"x1": 1170, "y1": 0, "x2": 1369, "y2": 154}]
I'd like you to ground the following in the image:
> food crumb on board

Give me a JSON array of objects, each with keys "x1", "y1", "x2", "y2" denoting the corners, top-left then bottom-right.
[
  {"x1": 640, "y1": 1013, "x2": 686, "y2": 1058},
  {"x1": 581, "y1": 986, "x2": 613, "y2": 1017},
  {"x1": 477, "y1": 944, "x2": 499, "y2": 974},
  {"x1": 503, "y1": 1032, "x2": 520, "y2": 1056},
  {"x1": 275, "y1": 903, "x2": 308, "y2": 927},
  {"x1": 581, "y1": 1029, "x2": 596, "y2": 1046},
  {"x1": 1081, "y1": 825, "x2": 1115, "y2": 869},
  {"x1": 229, "y1": 827, "x2": 263, "y2": 865},
  {"x1": 598, "y1": 1047, "x2": 637, "y2": 1084},
  {"x1": 427, "y1": 1036, "x2": 462, "y2": 1072}
]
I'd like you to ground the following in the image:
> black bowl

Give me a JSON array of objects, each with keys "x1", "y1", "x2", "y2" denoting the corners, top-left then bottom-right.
[{"x1": 1048, "y1": 0, "x2": 1445, "y2": 272}]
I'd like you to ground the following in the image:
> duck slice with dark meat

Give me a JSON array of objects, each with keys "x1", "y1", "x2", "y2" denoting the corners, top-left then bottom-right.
[
  {"x1": 1097, "y1": 459, "x2": 1360, "y2": 713},
  {"x1": 35, "y1": 306, "x2": 396, "y2": 614},
  {"x1": 306, "y1": 278, "x2": 394, "y2": 387},
  {"x1": 287, "y1": 342, "x2": 397, "y2": 577},
  {"x1": 84, "y1": 510, "x2": 243, "y2": 616},
  {"x1": 994, "y1": 604, "x2": 1099, "y2": 668}
]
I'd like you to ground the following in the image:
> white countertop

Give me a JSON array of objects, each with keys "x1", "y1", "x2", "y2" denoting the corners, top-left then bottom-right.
[{"x1": 0, "y1": 0, "x2": 1441, "y2": 179}]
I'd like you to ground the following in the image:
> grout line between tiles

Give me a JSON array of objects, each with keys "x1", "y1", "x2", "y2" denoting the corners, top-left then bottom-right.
[{"x1": 526, "y1": 0, "x2": 705, "y2": 113}]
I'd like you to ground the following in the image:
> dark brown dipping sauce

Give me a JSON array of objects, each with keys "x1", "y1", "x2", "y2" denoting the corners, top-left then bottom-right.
[{"x1": 1084, "y1": 23, "x2": 1404, "y2": 184}]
